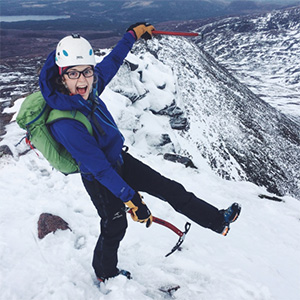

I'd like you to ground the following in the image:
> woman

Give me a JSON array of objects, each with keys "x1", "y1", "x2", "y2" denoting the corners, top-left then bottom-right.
[{"x1": 39, "y1": 23, "x2": 241, "y2": 282}]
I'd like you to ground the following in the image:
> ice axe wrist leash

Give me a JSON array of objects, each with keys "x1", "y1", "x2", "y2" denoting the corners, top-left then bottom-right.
[{"x1": 127, "y1": 208, "x2": 191, "y2": 257}]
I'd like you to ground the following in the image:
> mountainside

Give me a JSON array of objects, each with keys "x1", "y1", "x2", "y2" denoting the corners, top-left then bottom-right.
[
  {"x1": 1, "y1": 20, "x2": 300, "y2": 300},
  {"x1": 2, "y1": 6, "x2": 300, "y2": 199},
  {"x1": 109, "y1": 36, "x2": 300, "y2": 199},
  {"x1": 1, "y1": 30, "x2": 300, "y2": 200},
  {"x1": 193, "y1": 5, "x2": 300, "y2": 123}
]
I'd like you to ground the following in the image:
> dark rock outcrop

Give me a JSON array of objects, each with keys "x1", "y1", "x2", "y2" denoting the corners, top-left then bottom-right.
[{"x1": 37, "y1": 213, "x2": 71, "y2": 239}]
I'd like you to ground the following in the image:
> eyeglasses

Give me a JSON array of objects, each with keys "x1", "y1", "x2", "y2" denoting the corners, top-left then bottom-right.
[{"x1": 64, "y1": 67, "x2": 94, "y2": 79}]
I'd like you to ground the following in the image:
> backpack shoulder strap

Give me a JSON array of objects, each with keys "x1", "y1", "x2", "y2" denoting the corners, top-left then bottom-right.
[{"x1": 46, "y1": 110, "x2": 93, "y2": 136}]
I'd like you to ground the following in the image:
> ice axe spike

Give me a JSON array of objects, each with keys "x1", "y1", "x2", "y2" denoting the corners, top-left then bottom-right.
[
  {"x1": 152, "y1": 30, "x2": 199, "y2": 37},
  {"x1": 127, "y1": 209, "x2": 191, "y2": 257}
]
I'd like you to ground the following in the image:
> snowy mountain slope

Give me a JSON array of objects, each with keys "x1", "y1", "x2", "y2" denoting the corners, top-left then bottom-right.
[
  {"x1": 194, "y1": 5, "x2": 300, "y2": 123},
  {"x1": 2, "y1": 8, "x2": 300, "y2": 199},
  {"x1": 112, "y1": 36, "x2": 300, "y2": 199},
  {"x1": 0, "y1": 57, "x2": 42, "y2": 103},
  {"x1": 1, "y1": 30, "x2": 300, "y2": 299},
  {"x1": 1, "y1": 86, "x2": 300, "y2": 300}
]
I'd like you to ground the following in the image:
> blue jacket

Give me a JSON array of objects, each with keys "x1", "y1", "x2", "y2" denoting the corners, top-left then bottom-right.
[{"x1": 39, "y1": 32, "x2": 136, "y2": 202}]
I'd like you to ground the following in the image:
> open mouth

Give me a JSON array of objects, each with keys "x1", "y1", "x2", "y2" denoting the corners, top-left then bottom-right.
[{"x1": 76, "y1": 86, "x2": 88, "y2": 95}]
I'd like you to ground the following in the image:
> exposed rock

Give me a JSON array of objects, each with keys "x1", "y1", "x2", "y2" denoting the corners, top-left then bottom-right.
[
  {"x1": 159, "y1": 134, "x2": 172, "y2": 147},
  {"x1": 164, "y1": 153, "x2": 197, "y2": 169},
  {"x1": 0, "y1": 145, "x2": 13, "y2": 157},
  {"x1": 125, "y1": 59, "x2": 139, "y2": 71},
  {"x1": 258, "y1": 194, "x2": 284, "y2": 202},
  {"x1": 170, "y1": 114, "x2": 189, "y2": 130},
  {"x1": 37, "y1": 213, "x2": 71, "y2": 239},
  {"x1": 0, "y1": 112, "x2": 14, "y2": 140},
  {"x1": 150, "y1": 100, "x2": 189, "y2": 131}
]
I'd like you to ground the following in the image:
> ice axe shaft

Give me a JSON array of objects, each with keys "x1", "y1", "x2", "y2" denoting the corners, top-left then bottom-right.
[
  {"x1": 152, "y1": 30, "x2": 199, "y2": 37},
  {"x1": 152, "y1": 216, "x2": 186, "y2": 237}
]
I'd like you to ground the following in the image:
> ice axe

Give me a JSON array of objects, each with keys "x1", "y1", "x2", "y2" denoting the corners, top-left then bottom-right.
[
  {"x1": 152, "y1": 30, "x2": 199, "y2": 37},
  {"x1": 152, "y1": 216, "x2": 191, "y2": 257},
  {"x1": 127, "y1": 209, "x2": 191, "y2": 257}
]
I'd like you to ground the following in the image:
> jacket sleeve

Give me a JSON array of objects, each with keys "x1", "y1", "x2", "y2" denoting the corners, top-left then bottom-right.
[
  {"x1": 50, "y1": 119, "x2": 136, "y2": 202},
  {"x1": 95, "y1": 32, "x2": 136, "y2": 95}
]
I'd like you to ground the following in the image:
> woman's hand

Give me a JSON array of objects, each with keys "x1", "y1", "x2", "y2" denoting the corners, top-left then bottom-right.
[
  {"x1": 127, "y1": 22, "x2": 155, "y2": 40},
  {"x1": 125, "y1": 193, "x2": 153, "y2": 227}
]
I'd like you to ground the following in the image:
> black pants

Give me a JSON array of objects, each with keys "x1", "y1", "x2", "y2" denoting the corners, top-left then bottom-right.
[{"x1": 82, "y1": 152, "x2": 224, "y2": 278}]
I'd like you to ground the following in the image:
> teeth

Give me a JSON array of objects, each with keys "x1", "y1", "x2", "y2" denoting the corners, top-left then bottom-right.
[{"x1": 76, "y1": 86, "x2": 88, "y2": 95}]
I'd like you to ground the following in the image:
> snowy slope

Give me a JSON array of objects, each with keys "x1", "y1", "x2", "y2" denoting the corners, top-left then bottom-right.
[
  {"x1": 127, "y1": 37, "x2": 300, "y2": 199},
  {"x1": 1, "y1": 92, "x2": 300, "y2": 300},
  {"x1": 1, "y1": 37, "x2": 300, "y2": 300},
  {"x1": 195, "y1": 5, "x2": 300, "y2": 123}
]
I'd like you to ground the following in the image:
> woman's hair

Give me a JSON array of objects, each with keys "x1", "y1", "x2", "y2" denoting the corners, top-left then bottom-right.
[{"x1": 55, "y1": 76, "x2": 69, "y2": 95}]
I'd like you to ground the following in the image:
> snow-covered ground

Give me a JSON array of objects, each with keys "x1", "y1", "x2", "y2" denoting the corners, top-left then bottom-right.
[
  {"x1": 197, "y1": 6, "x2": 300, "y2": 124},
  {"x1": 1, "y1": 79, "x2": 300, "y2": 300}
]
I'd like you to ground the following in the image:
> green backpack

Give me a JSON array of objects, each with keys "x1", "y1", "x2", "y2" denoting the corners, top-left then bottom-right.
[{"x1": 16, "y1": 91, "x2": 93, "y2": 174}]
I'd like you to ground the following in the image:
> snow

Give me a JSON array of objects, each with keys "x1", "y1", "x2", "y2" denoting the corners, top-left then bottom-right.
[
  {"x1": 1, "y1": 98, "x2": 300, "y2": 300},
  {"x1": 1, "y1": 39, "x2": 300, "y2": 300},
  {"x1": 1, "y1": 138, "x2": 300, "y2": 299},
  {"x1": 197, "y1": 6, "x2": 300, "y2": 123}
]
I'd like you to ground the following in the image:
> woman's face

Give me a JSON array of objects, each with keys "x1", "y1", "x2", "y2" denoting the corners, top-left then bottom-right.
[{"x1": 62, "y1": 65, "x2": 94, "y2": 100}]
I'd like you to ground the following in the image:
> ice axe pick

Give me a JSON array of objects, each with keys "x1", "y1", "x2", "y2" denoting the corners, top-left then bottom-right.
[{"x1": 152, "y1": 215, "x2": 191, "y2": 257}]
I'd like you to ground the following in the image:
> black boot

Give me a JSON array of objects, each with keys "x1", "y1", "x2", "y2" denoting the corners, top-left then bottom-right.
[{"x1": 215, "y1": 203, "x2": 241, "y2": 236}]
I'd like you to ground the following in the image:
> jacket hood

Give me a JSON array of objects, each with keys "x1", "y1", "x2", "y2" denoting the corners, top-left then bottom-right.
[{"x1": 39, "y1": 50, "x2": 87, "y2": 111}]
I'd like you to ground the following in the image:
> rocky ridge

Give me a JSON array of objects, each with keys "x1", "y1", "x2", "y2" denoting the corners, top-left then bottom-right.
[
  {"x1": 1, "y1": 11, "x2": 300, "y2": 200},
  {"x1": 107, "y1": 35, "x2": 300, "y2": 198}
]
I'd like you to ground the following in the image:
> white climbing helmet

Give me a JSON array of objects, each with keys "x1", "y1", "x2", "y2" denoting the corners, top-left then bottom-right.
[{"x1": 55, "y1": 34, "x2": 96, "y2": 68}]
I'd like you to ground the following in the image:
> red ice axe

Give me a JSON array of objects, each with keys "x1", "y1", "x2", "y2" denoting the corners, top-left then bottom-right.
[
  {"x1": 127, "y1": 209, "x2": 191, "y2": 257},
  {"x1": 152, "y1": 30, "x2": 199, "y2": 37},
  {"x1": 152, "y1": 216, "x2": 191, "y2": 257}
]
